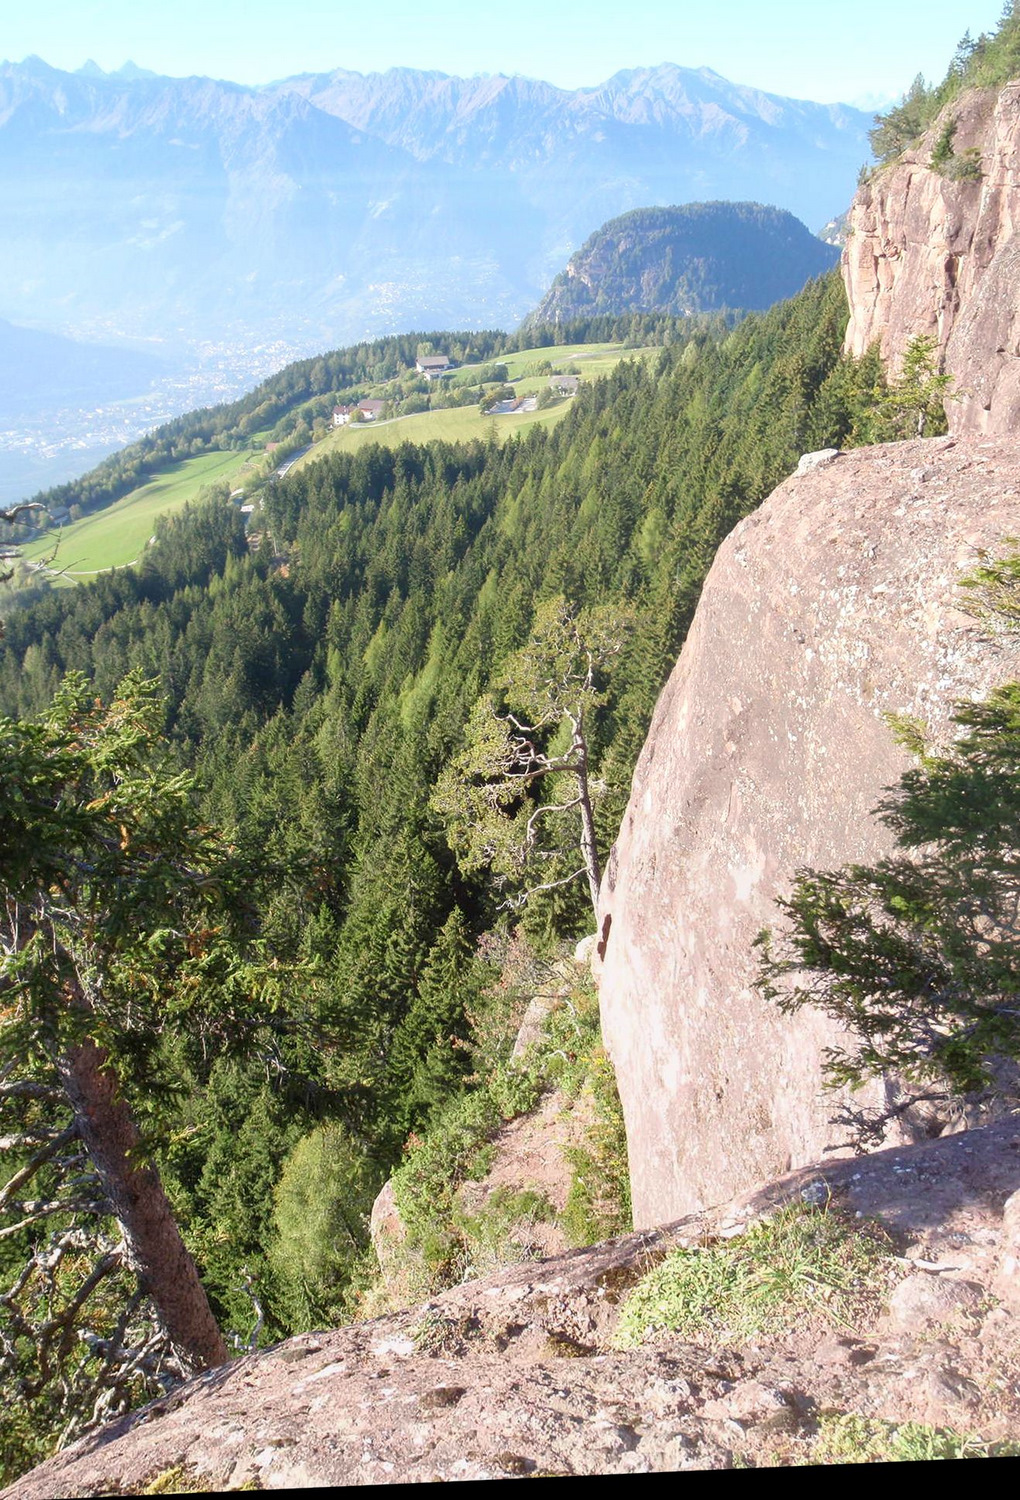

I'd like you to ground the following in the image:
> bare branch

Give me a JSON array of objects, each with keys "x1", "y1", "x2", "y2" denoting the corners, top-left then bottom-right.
[
  {"x1": 0, "y1": 503, "x2": 45, "y2": 526},
  {"x1": 524, "y1": 797, "x2": 583, "y2": 847},
  {"x1": 499, "y1": 868, "x2": 589, "y2": 910},
  {"x1": 0, "y1": 1201, "x2": 106, "y2": 1240},
  {"x1": 0, "y1": 1080, "x2": 65, "y2": 1105},
  {"x1": 0, "y1": 1125, "x2": 78, "y2": 1213}
]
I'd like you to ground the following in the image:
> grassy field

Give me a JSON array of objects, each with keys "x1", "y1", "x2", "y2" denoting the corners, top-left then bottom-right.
[
  {"x1": 23, "y1": 449, "x2": 258, "y2": 583},
  {"x1": 21, "y1": 342, "x2": 659, "y2": 585},
  {"x1": 292, "y1": 344, "x2": 659, "y2": 475},
  {"x1": 291, "y1": 399, "x2": 570, "y2": 471}
]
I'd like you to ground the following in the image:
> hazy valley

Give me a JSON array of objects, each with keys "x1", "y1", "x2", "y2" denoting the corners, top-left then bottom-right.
[{"x1": 0, "y1": 54, "x2": 868, "y2": 499}]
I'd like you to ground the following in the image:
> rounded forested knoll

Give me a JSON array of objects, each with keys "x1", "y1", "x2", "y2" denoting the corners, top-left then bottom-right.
[{"x1": 524, "y1": 203, "x2": 840, "y2": 326}]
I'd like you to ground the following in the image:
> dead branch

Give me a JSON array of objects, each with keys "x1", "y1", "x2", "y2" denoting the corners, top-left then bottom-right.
[
  {"x1": 0, "y1": 1125, "x2": 78, "y2": 1212},
  {"x1": 0, "y1": 503, "x2": 44, "y2": 526},
  {"x1": 499, "y1": 867, "x2": 589, "y2": 910}
]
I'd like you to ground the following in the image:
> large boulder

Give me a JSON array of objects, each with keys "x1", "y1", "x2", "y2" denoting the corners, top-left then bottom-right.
[{"x1": 597, "y1": 434, "x2": 1020, "y2": 1229}]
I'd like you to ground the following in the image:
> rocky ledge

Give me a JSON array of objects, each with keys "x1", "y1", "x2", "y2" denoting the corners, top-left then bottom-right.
[{"x1": 5, "y1": 1117, "x2": 1019, "y2": 1491}]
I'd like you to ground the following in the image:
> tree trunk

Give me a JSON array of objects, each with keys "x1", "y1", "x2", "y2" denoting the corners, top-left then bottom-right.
[
  {"x1": 58, "y1": 1036, "x2": 228, "y2": 1374},
  {"x1": 573, "y1": 729, "x2": 602, "y2": 918}
]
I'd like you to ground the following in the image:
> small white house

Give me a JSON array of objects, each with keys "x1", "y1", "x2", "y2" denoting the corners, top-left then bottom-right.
[{"x1": 415, "y1": 355, "x2": 451, "y2": 380}]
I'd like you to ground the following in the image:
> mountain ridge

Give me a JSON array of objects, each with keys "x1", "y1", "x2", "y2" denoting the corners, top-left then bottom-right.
[{"x1": 0, "y1": 55, "x2": 870, "y2": 361}]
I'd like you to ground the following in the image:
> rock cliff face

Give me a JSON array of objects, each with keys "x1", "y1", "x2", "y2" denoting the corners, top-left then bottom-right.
[
  {"x1": 843, "y1": 83, "x2": 1020, "y2": 436},
  {"x1": 597, "y1": 435, "x2": 1020, "y2": 1230}
]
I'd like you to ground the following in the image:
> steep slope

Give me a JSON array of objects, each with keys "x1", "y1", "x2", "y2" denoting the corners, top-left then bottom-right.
[
  {"x1": 843, "y1": 82, "x2": 1020, "y2": 435},
  {"x1": 524, "y1": 203, "x2": 839, "y2": 325},
  {"x1": 597, "y1": 434, "x2": 1020, "y2": 1228}
]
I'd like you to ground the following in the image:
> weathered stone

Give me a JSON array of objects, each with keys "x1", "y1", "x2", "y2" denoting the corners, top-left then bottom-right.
[
  {"x1": 511, "y1": 992, "x2": 562, "y2": 1060},
  {"x1": 573, "y1": 933, "x2": 598, "y2": 968},
  {"x1": 702, "y1": 1381, "x2": 790, "y2": 1422},
  {"x1": 597, "y1": 435, "x2": 1020, "y2": 1229},
  {"x1": 886, "y1": 1273, "x2": 985, "y2": 1330},
  {"x1": 843, "y1": 83, "x2": 1020, "y2": 437},
  {"x1": 370, "y1": 1180, "x2": 407, "y2": 1265},
  {"x1": 795, "y1": 448, "x2": 841, "y2": 475}
]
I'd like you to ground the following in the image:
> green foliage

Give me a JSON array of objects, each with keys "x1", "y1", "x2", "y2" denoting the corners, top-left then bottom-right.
[
  {"x1": 757, "y1": 671, "x2": 1020, "y2": 1106},
  {"x1": 384, "y1": 909, "x2": 485, "y2": 1138},
  {"x1": 869, "y1": 73, "x2": 937, "y2": 165},
  {"x1": 525, "y1": 203, "x2": 839, "y2": 326},
  {"x1": 451, "y1": 1187, "x2": 558, "y2": 1279},
  {"x1": 0, "y1": 670, "x2": 298, "y2": 1098},
  {"x1": 848, "y1": 335, "x2": 951, "y2": 443},
  {"x1": 812, "y1": 1413, "x2": 1020, "y2": 1464},
  {"x1": 270, "y1": 1123, "x2": 381, "y2": 1328},
  {"x1": 869, "y1": 6, "x2": 1020, "y2": 168},
  {"x1": 613, "y1": 1204, "x2": 892, "y2": 1349},
  {"x1": 384, "y1": 965, "x2": 629, "y2": 1297},
  {"x1": 558, "y1": 1059, "x2": 632, "y2": 1246},
  {"x1": 959, "y1": 539, "x2": 1020, "y2": 627},
  {"x1": 432, "y1": 597, "x2": 630, "y2": 915},
  {"x1": 930, "y1": 115, "x2": 958, "y2": 170},
  {"x1": 387, "y1": 1066, "x2": 545, "y2": 1288}
]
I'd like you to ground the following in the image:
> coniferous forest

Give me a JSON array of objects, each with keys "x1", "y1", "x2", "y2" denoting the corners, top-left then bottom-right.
[{"x1": 0, "y1": 269, "x2": 929, "y2": 1476}]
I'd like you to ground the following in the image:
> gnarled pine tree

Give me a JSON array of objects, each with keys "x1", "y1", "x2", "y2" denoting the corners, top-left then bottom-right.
[
  {"x1": 432, "y1": 597, "x2": 630, "y2": 918},
  {"x1": 0, "y1": 671, "x2": 301, "y2": 1456}
]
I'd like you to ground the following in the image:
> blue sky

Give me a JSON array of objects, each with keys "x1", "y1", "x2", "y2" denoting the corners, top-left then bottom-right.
[{"x1": 4, "y1": 1, "x2": 1007, "y2": 105}]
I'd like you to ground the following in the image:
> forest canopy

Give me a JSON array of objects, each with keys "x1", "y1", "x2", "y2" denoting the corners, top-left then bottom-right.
[{"x1": 0, "y1": 268, "x2": 931, "y2": 1478}]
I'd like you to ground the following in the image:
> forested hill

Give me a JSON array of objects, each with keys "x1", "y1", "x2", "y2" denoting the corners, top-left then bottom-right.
[
  {"x1": 18, "y1": 312, "x2": 675, "y2": 523},
  {"x1": 524, "y1": 204, "x2": 840, "y2": 327},
  {"x1": 0, "y1": 269, "x2": 917, "y2": 1470}
]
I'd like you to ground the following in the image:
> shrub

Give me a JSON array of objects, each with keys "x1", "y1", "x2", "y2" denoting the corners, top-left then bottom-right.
[
  {"x1": 756, "y1": 678, "x2": 1020, "y2": 1120},
  {"x1": 929, "y1": 116, "x2": 958, "y2": 171},
  {"x1": 270, "y1": 1122, "x2": 381, "y2": 1327},
  {"x1": 812, "y1": 1414, "x2": 1020, "y2": 1464}
]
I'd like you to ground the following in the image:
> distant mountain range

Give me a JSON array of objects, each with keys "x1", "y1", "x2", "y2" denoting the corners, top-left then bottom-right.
[
  {"x1": 0, "y1": 57, "x2": 871, "y2": 356},
  {"x1": 525, "y1": 203, "x2": 840, "y2": 326}
]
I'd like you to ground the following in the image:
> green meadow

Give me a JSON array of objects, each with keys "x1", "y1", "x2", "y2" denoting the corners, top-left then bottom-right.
[
  {"x1": 293, "y1": 343, "x2": 658, "y2": 474},
  {"x1": 22, "y1": 343, "x2": 659, "y2": 584},
  {"x1": 291, "y1": 397, "x2": 569, "y2": 471},
  {"x1": 23, "y1": 449, "x2": 258, "y2": 583}
]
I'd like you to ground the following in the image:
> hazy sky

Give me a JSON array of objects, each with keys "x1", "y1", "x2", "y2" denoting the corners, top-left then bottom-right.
[{"x1": 4, "y1": 0, "x2": 1007, "y2": 105}]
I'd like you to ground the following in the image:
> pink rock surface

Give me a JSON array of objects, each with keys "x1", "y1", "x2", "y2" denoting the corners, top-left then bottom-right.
[
  {"x1": 843, "y1": 84, "x2": 1020, "y2": 436},
  {"x1": 597, "y1": 434, "x2": 1020, "y2": 1229},
  {"x1": 6, "y1": 1117, "x2": 1018, "y2": 1494}
]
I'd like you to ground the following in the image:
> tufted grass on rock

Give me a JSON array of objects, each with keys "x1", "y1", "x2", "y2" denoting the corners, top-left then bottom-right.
[
  {"x1": 613, "y1": 1203, "x2": 893, "y2": 1349},
  {"x1": 812, "y1": 1413, "x2": 1020, "y2": 1464}
]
